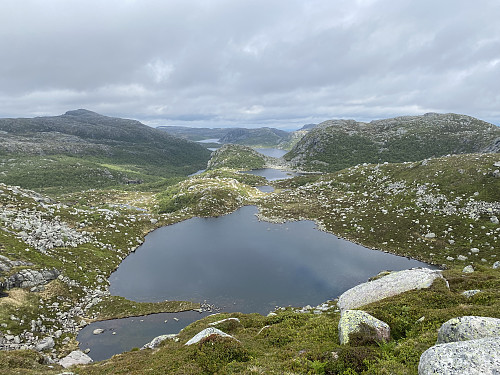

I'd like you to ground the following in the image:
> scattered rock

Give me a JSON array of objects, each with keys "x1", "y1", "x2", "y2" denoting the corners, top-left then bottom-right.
[
  {"x1": 92, "y1": 328, "x2": 104, "y2": 335},
  {"x1": 185, "y1": 327, "x2": 237, "y2": 346},
  {"x1": 493, "y1": 261, "x2": 500, "y2": 269},
  {"x1": 141, "y1": 334, "x2": 178, "y2": 350},
  {"x1": 338, "y1": 310, "x2": 390, "y2": 345},
  {"x1": 457, "y1": 255, "x2": 468, "y2": 261},
  {"x1": 437, "y1": 316, "x2": 500, "y2": 344},
  {"x1": 462, "y1": 290, "x2": 481, "y2": 298},
  {"x1": 337, "y1": 268, "x2": 445, "y2": 311},
  {"x1": 0, "y1": 268, "x2": 60, "y2": 291},
  {"x1": 418, "y1": 337, "x2": 500, "y2": 375},
  {"x1": 35, "y1": 336, "x2": 55, "y2": 352},
  {"x1": 58, "y1": 350, "x2": 93, "y2": 368},
  {"x1": 462, "y1": 265, "x2": 474, "y2": 273},
  {"x1": 491, "y1": 216, "x2": 499, "y2": 224}
]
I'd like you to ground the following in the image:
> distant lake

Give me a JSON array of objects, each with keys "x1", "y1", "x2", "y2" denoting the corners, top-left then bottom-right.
[
  {"x1": 243, "y1": 168, "x2": 300, "y2": 181},
  {"x1": 81, "y1": 206, "x2": 430, "y2": 360},
  {"x1": 254, "y1": 148, "x2": 287, "y2": 158}
]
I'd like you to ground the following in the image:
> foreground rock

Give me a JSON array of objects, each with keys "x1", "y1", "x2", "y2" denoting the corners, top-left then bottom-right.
[
  {"x1": 58, "y1": 350, "x2": 93, "y2": 368},
  {"x1": 185, "y1": 327, "x2": 237, "y2": 346},
  {"x1": 418, "y1": 337, "x2": 500, "y2": 375},
  {"x1": 338, "y1": 310, "x2": 390, "y2": 345},
  {"x1": 437, "y1": 316, "x2": 500, "y2": 344},
  {"x1": 0, "y1": 268, "x2": 60, "y2": 291},
  {"x1": 337, "y1": 268, "x2": 445, "y2": 311}
]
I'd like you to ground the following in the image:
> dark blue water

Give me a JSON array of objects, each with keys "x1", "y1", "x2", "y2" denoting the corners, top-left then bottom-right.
[{"x1": 109, "y1": 206, "x2": 427, "y2": 314}]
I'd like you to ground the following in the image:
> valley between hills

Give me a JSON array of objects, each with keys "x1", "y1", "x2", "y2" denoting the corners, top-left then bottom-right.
[{"x1": 0, "y1": 110, "x2": 499, "y2": 374}]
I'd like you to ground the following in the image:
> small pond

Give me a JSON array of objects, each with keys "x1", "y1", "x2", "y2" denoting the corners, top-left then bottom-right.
[{"x1": 254, "y1": 147, "x2": 287, "y2": 158}]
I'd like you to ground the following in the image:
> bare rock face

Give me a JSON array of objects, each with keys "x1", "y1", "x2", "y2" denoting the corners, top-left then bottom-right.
[
  {"x1": 58, "y1": 350, "x2": 93, "y2": 368},
  {"x1": 418, "y1": 337, "x2": 500, "y2": 375},
  {"x1": 437, "y1": 316, "x2": 500, "y2": 344},
  {"x1": 0, "y1": 268, "x2": 60, "y2": 291},
  {"x1": 338, "y1": 310, "x2": 390, "y2": 345},
  {"x1": 337, "y1": 268, "x2": 445, "y2": 311},
  {"x1": 185, "y1": 327, "x2": 237, "y2": 346}
]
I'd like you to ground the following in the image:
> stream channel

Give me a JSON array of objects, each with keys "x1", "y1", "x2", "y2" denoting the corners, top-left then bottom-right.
[{"x1": 78, "y1": 148, "x2": 430, "y2": 361}]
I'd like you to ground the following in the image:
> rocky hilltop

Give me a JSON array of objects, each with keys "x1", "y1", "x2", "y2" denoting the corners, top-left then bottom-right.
[{"x1": 285, "y1": 113, "x2": 500, "y2": 172}]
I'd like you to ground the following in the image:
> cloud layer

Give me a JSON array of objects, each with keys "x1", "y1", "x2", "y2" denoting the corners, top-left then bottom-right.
[{"x1": 1, "y1": 0, "x2": 499, "y2": 128}]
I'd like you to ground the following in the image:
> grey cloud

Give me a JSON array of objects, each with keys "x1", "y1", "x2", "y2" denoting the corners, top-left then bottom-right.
[{"x1": 0, "y1": 0, "x2": 499, "y2": 127}]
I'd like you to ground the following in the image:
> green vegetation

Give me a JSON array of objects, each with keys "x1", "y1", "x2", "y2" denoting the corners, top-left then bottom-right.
[
  {"x1": 155, "y1": 171, "x2": 264, "y2": 216},
  {"x1": 207, "y1": 144, "x2": 268, "y2": 170},
  {"x1": 286, "y1": 113, "x2": 500, "y2": 172}
]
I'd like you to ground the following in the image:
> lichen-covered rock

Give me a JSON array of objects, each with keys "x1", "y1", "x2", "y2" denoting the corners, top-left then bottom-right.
[
  {"x1": 185, "y1": 327, "x2": 236, "y2": 346},
  {"x1": 141, "y1": 334, "x2": 178, "y2": 350},
  {"x1": 418, "y1": 337, "x2": 500, "y2": 375},
  {"x1": 58, "y1": 350, "x2": 93, "y2": 368},
  {"x1": 337, "y1": 268, "x2": 445, "y2": 311},
  {"x1": 437, "y1": 316, "x2": 500, "y2": 344},
  {"x1": 338, "y1": 310, "x2": 390, "y2": 345}
]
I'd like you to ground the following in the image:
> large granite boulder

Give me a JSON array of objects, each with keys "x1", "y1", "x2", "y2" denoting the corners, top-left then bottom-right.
[
  {"x1": 185, "y1": 327, "x2": 237, "y2": 346},
  {"x1": 337, "y1": 268, "x2": 445, "y2": 311},
  {"x1": 437, "y1": 316, "x2": 500, "y2": 344},
  {"x1": 58, "y1": 350, "x2": 93, "y2": 368},
  {"x1": 418, "y1": 337, "x2": 500, "y2": 374},
  {"x1": 338, "y1": 310, "x2": 390, "y2": 345}
]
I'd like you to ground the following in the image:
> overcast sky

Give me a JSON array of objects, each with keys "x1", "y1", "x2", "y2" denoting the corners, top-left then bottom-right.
[{"x1": 1, "y1": 0, "x2": 499, "y2": 129}]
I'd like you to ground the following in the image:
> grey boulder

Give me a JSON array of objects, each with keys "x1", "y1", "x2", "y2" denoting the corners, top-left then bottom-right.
[
  {"x1": 337, "y1": 268, "x2": 445, "y2": 311},
  {"x1": 185, "y1": 327, "x2": 237, "y2": 346},
  {"x1": 141, "y1": 334, "x2": 178, "y2": 350},
  {"x1": 437, "y1": 316, "x2": 500, "y2": 344},
  {"x1": 35, "y1": 336, "x2": 55, "y2": 352},
  {"x1": 58, "y1": 350, "x2": 93, "y2": 368},
  {"x1": 418, "y1": 337, "x2": 500, "y2": 375},
  {"x1": 338, "y1": 310, "x2": 390, "y2": 345}
]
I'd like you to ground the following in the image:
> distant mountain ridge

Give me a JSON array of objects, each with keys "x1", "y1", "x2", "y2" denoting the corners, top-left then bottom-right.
[
  {"x1": 285, "y1": 113, "x2": 500, "y2": 172},
  {"x1": 0, "y1": 110, "x2": 211, "y2": 191}
]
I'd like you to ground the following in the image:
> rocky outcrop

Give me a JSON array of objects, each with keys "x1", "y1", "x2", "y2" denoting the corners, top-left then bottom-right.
[
  {"x1": 418, "y1": 337, "x2": 500, "y2": 375},
  {"x1": 0, "y1": 268, "x2": 60, "y2": 291},
  {"x1": 337, "y1": 268, "x2": 445, "y2": 311},
  {"x1": 58, "y1": 350, "x2": 93, "y2": 368},
  {"x1": 185, "y1": 327, "x2": 237, "y2": 346},
  {"x1": 338, "y1": 310, "x2": 390, "y2": 345},
  {"x1": 437, "y1": 316, "x2": 500, "y2": 344}
]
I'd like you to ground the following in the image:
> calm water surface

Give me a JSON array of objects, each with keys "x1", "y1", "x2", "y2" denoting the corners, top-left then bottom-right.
[{"x1": 109, "y1": 206, "x2": 427, "y2": 313}]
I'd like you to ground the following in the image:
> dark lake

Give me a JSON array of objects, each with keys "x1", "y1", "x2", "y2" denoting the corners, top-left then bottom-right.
[{"x1": 81, "y1": 206, "x2": 429, "y2": 360}]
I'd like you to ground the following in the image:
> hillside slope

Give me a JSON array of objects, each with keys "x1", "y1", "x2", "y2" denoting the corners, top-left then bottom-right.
[
  {"x1": 285, "y1": 113, "x2": 500, "y2": 172},
  {"x1": 0, "y1": 110, "x2": 211, "y2": 192}
]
